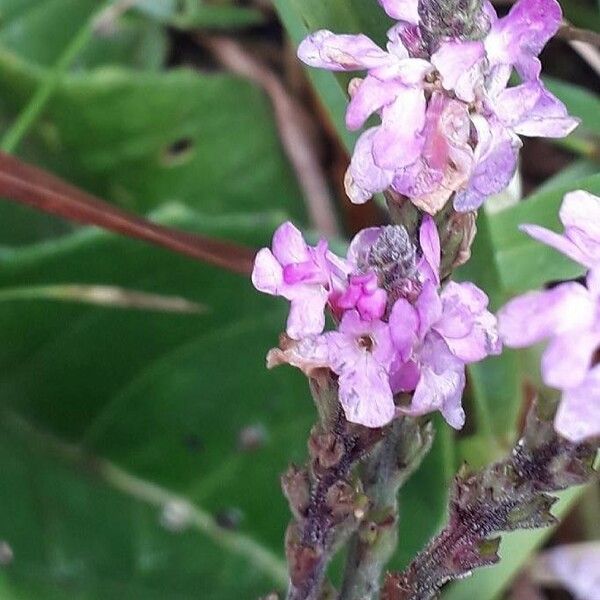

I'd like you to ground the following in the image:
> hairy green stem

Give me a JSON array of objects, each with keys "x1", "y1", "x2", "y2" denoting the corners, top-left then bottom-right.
[{"x1": 339, "y1": 418, "x2": 434, "y2": 600}]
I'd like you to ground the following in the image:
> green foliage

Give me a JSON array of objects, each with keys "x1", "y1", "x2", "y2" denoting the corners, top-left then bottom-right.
[{"x1": 0, "y1": 1, "x2": 597, "y2": 598}]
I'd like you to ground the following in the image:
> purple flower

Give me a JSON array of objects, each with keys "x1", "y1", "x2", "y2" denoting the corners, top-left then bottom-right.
[
  {"x1": 388, "y1": 219, "x2": 501, "y2": 428},
  {"x1": 325, "y1": 310, "x2": 397, "y2": 427},
  {"x1": 537, "y1": 543, "x2": 600, "y2": 600},
  {"x1": 520, "y1": 190, "x2": 600, "y2": 269},
  {"x1": 337, "y1": 272, "x2": 388, "y2": 320},
  {"x1": 258, "y1": 218, "x2": 500, "y2": 430},
  {"x1": 252, "y1": 222, "x2": 349, "y2": 339},
  {"x1": 297, "y1": 0, "x2": 578, "y2": 212},
  {"x1": 498, "y1": 192, "x2": 600, "y2": 441}
]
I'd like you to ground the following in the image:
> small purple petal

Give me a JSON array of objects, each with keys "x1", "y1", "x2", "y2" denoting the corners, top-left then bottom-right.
[
  {"x1": 520, "y1": 191, "x2": 600, "y2": 270},
  {"x1": 378, "y1": 0, "x2": 419, "y2": 24},
  {"x1": 431, "y1": 40, "x2": 485, "y2": 103},
  {"x1": 401, "y1": 334, "x2": 466, "y2": 429},
  {"x1": 555, "y1": 366, "x2": 600, "y2": 442},
  {"x1": 298, "y1": 30, "x2": 391, "y2": 72},
  {"x1": 346, "y1": 76, "x2": 404, "y2": 131},
  {"x1": 416, "y1": 279, "x2": 443, "y2": 337},
  {"x1": 266, "y1": 335, "x2": 330, "y2": 377},
  {"x1": 252, "y1": 247, "x2": 286, "y2": 297},
  {"x1": 520, "y1": 224, "x2": 591, "y2": 268},
  {"x1": 454, "y1": 116, "x2": 519, "y2": 212},
  {"x1": 495, "y1": 82, "x2": 579, "y2": 138},
  {"x1": 498, "y1": 283, "x2": 596, "y2": 347},
  {"x1": 287, "y1": 290, "x2": 328, "y2": 339},
  {"x1": 271, "y1": 221, "x2": 311, "y2": 265},
  {"x1": 387, "y1": 23, "x2": 426, "y2": 58},
  {"x1": 389, "y1": 298, "x2": 420, "y2": 360},
  {"x1": 372, "y1": 88, "x2": 427, "y2": 170},
  {"x1": 345, "y1": 128, "x2": 395, "y2": 204},
  {"x1": 541, "y1": 329, "x2": 600, "y2": 389},
  {"x1": 437, "y1": 281, "x2": 501, "y2": 362},
  {"x1": 485, "y1": 0, "x2": 562, "y2": 80},
  {"x1": 327, "y1": 311, "x2": 396, "y2": 428},
  {"x1": 418, "y1": 216, "x2": 441, "y2": 285},
  {"x1": 560, "y1": 190, "x2": 600, "y2": 266},
  {"x1": 389, "y1": 358, "x2": 420, "y2": 393},
  {"x1": 347, "y1": 227, "x2": 382, "y2": 269}
]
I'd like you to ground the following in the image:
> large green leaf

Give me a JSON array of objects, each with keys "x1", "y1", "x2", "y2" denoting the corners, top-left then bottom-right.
[
  {"x1": 0, "y1": 206, "x2": 310, "y2": 597},
  {"x1": 0, "y1": 52, "x2": 306, "y2": 243}
]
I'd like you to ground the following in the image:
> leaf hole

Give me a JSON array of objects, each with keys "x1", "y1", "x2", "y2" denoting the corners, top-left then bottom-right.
[{"x1": 161, "y1": 137, "x2": 196, "y2": 167}]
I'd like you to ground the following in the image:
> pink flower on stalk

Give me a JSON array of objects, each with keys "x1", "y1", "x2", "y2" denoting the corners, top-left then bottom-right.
[
  {"x1": 498, "y1": 191, "x2": 600, "y2": 441},
  {"x1": 297, "y1": 0, "x2": 578, "y2": 212},
  {"x1": 325, "y1": 310, "x2": 397, "y2": 427},
  {"x1": 255, "y1": 218, "x2": 500, "y2": 431},
  {"x1": 252, "y1": 222, "x2": 349, "y2": 339},
  {"x1": 389, "y1": 217, "x2": 501, "y2": 428}
]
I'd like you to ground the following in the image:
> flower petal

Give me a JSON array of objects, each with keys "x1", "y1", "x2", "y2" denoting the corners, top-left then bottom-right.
[
  {"x1": 372, "y1": 88, "x2": 427, "y2": 170},
  {"x1": 541, "y1": 329, "x2": 600, "y2": 389},
  {"x1": 498, "y1": 283, "x2": 595, "y2": 347},
  {"x1": 495, "y1": 82, "x2": 579, "y2": 138},
  {"x1": 271, "y1": 221, "x2": 311, "y2": 265},
  {"x1": 346, "y1": 76, "x2": 404, "y2": 131},
  {"x1": 252, "y1": 247, "x2": 284, "y2": 296},
  {"x1": 431, "y1": 40, "x2": 485, "y2": 103},
  {"x1": 287, "y1": 289, "x2": 329, "y2": 339},
  {"x1": 400, "y1": 334, "x2": 466, "y2": 429},
  {"x1": 347, "y1": 227, "x2": 382, "y2": 270},
  {"x1": 389, "y1": 298, "x2": 420, "y2": 360},
  {"x1": 484, "y1": 0, "x2": 562, "y2": 79},
  {"x1": 560, "y1": 190, "x2": 600, "y2": 267},
  {"x1": 555, "y1": 366, "x2": 600, "y2": 442},
  {"x1": 520, "y1": 224, "x2": 591, "y2": 268},
  {"x1": 437, "y1": 281, "x2": 501, "y2": 362},
  {"x1": 418, "y1": 215, "x2": 441, "y2": 285},
  {"x1": 453, "y1": 116, "x2": 519, "y2": 212},
  {"x1": 345, "y1": 128, "x2": 395, "y2": 204},
  {"x1": 298, "y1": 30, "x2": 391, "y2": 72},
  {"x1": 416, "y1": 279, "x2": 443, "y2": 337},
  {"x1": 378, "y1": 0, "x2": 419, "y2": 24},
  {"x1": 266, "y1": 335, "x2": 330, "y2": 377}
]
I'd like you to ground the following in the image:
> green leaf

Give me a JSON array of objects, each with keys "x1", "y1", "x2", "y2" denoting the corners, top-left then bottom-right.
[
  {"x1": 0, "y1": 53, "x2": 306, "y2": 243},
  {"x1": 456, "y1": 211, "x2": 522, "y2": 460},
  {"x1": 0, "y1": 0, "x2": 167, "y2": 71},
  {"x1": 137, "y1": 0, "x2": 266, "y2": 30},
  {"x1": 0, "y1": 207, "x2": 309, "y2": 597},
  {"x1": 544, "y1": 77, "x2": 600, "y2": 157},
  {"x1": 273, "y1": 0, "x2": 391, "y2": 152}
]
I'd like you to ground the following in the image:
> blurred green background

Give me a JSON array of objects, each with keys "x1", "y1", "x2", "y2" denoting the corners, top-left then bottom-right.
[{"x1": 0, "y1": 1, "x2": 597, "y2": 598}]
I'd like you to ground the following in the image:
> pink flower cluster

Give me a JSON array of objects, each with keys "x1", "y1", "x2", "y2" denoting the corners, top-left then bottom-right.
[
  {"x1": 253, "y1": 219, "x2": 501, "y2": 428},
  {"x1": 298, "y1": 0, "x2": 578, "y2": 213},
  {"x1": 498, "y1": 191, "x2": 600, "y2": 442}
]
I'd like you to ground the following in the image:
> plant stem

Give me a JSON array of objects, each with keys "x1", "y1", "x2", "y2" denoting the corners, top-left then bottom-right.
[
  {"x1": 283, "y1": 377, "x2": 384, "y2": 600},
  {"x1": 381, "y1": 406, "x2": 598, "y2": 600},
  {"x1": 339, "y1": 418, "x2": 434, "y2": 600}
]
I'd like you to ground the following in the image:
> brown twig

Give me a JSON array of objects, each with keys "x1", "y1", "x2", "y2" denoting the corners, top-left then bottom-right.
[{"x1": 0, "y1": 152, "x2": 256, "y2": 275}]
